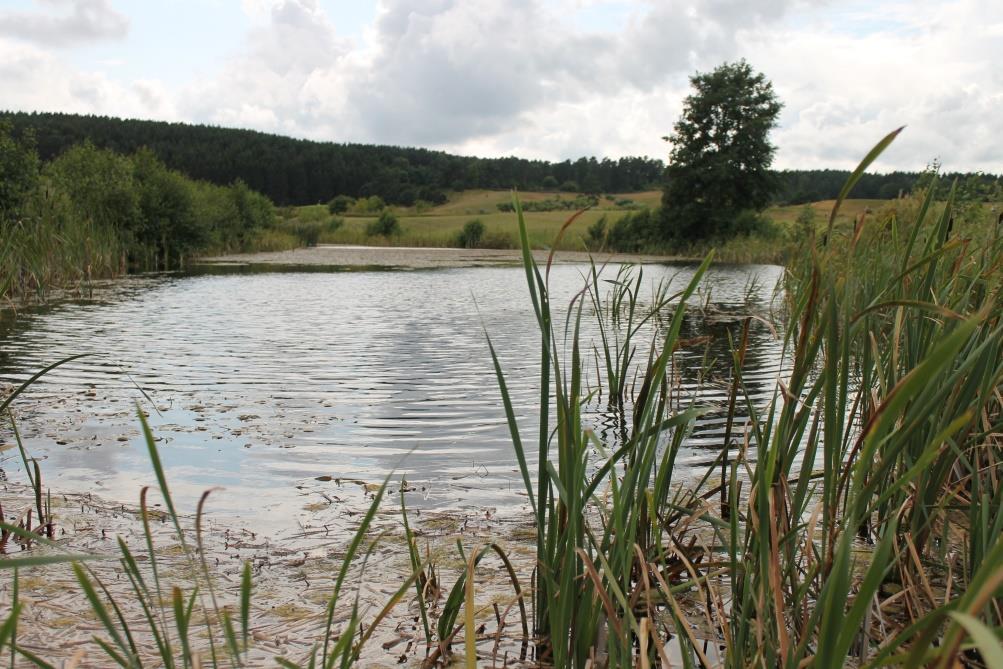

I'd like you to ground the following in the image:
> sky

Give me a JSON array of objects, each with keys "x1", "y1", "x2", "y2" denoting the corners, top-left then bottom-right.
[{"x1": 0, "y1": 0, "x2": 1000, "y2": 172}]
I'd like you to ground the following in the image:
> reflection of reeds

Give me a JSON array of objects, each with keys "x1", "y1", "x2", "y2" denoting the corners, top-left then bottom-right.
[{"x1": 1, "y1": 128, "x2": 1001, "y2": 666}]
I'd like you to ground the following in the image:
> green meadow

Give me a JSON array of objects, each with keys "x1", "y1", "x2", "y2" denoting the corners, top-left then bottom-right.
[{"x1": 278, "y1": 191, "x2": 965, "y2": 264}]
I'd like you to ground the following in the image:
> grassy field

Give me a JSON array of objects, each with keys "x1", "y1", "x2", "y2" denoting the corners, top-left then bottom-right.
[
  {"x1": 283, "y1": 190, "x2": 907, "y2": 261},
  {"x1": 296, "y1": 190, "x2": 660, "y2": 250},
  {"x1": 766, "y1": 197, "x2": 886, "y2": 225}
]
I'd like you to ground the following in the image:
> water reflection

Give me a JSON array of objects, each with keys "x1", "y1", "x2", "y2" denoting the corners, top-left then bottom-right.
[{"x1": 0, "y1": 262, "x2": 785, "y2": 535}]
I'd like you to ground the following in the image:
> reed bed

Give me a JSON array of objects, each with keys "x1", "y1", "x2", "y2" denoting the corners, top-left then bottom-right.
[
  {"x1": 1, "y1": 130, "x2": 1001, "y2": 667},
  {"x1": 0, "y1": 208, "x2": 123, "y2": 307}
]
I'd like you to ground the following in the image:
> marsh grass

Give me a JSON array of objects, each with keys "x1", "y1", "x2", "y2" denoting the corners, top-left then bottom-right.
[
  {"x1": 1, "y1": 130, "x2": 1001, "y2": 667},
  {"x1": 0, "y1": 208, "x2": 123, "y2": 306}
]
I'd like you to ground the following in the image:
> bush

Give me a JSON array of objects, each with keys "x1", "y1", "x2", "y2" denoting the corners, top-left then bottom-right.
[
  {"x1": 559, "y1": 180, "x2": 579, "y2": 193},
  {"x1": 606, "y1": 209, "x2": 660, "y2": 252},
  {"x1": 327, "y1": 195, "x2": 354, "y2": 214},
  {"x1": 0, "y1": 120, "x2": 40, "y2": 222},
  {"x1": 495, "y1": 194, "x2": 598, "y2": 213},
  {"x1": 294, "y1": 221, "x2": 324, "y2": 246},
  {"x1": 732, "y1": 209, "x2": 774, "y2": 237},
  {"x1": 586, "y1": 215, "x2": 607, "y2": 250},
  {"x1": 455, "y1": 219, "x2": 485, "y2": 248},
  {"x1": 366, "y1": 210, "x2": 400, "y2": 236},
  {"x1": 542, "y1": 175, "x2": 558, "y2": 190},
  {"x1": 297, "y1": 217, "x2": 344, "y2": 246},
  {"x1": 353, "y1": 196, "x2": 385, "y2": 214}
]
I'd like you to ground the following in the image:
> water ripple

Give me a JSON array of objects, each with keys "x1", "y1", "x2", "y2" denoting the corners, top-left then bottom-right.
[{"x1": 0, "y1": 262, "x2": 786, "y2": 533}]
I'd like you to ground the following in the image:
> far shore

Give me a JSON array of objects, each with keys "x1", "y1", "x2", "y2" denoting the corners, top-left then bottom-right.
[{"x1": 201, "y1": 244, "x2": 686, "y2": 270}]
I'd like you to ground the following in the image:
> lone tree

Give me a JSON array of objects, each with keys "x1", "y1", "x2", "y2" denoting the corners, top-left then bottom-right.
[{"x1": 661, "y1": 60, "x2": 782, "y2": 241}]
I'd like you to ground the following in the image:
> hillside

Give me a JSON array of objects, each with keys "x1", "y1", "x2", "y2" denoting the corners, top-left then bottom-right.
[
  {"x1": 4, "y1": 112, "x2": 999, "y2": 210},
  {"x1": 1, "y1": 112, "x2": 664, "y2": 207}
]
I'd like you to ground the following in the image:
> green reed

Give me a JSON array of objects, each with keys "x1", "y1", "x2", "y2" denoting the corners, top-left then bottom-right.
[
  {"x1": 0, "y1": 206, "x2": 122, "y2": 305},
  {"x1": 475, "y1": 128, "x2": 1002, "y2": 668},
  {"x1": 1, "y1": 128, "x2": 1001, "y2": 667}
]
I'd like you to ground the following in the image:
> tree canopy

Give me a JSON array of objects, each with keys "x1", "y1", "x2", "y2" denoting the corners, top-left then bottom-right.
[
  {"x1": 0, "y1": 121, "x2": 281, "y2": 276},
  {"x1": 661, "y1": 60, "x2": 783, "y2": 240},
  {"x1": 0, "y1": 112, "x2": 665, "y2": 206}
]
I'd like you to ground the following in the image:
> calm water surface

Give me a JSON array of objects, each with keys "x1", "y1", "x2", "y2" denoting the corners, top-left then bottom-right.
[{"x1": 0, "y1": 262, "x2": 785, "y2": 536}]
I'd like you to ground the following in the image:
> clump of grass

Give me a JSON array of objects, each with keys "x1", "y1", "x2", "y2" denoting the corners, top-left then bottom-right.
[{"x1": 1, "y1": 210, "x2": 123, "y2": 305}]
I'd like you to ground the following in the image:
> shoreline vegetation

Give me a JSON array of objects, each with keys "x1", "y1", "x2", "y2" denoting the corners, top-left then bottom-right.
[
  {"x1": 1, "y1": 131, "x2": 1002, "y2": 667},
  {"x1": 4, "y1": 118, "x2": 1001, "y2": 308},
  {"x1": 200, "y1": 246, "x2": 684, "y2": 272}
]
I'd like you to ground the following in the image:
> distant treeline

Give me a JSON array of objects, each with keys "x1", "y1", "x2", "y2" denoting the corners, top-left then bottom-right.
[
  {"x1": 1, "y1": 112, "x2": 666, "y2": 206},
  {"x1": 4, "y1": 111, "x2": 998, "y2": 217},
  {"x1": 774, "y1": 168, "x2": 1002, "y2": 205}
]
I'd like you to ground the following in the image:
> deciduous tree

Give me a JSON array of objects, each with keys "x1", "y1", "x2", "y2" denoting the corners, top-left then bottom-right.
[{"x1": 661, "y1": 60, "x2": 782, "y2": 240}]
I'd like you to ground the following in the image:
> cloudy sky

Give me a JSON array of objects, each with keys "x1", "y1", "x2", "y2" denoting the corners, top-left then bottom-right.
[{"x1": 1, "y1": 0, "x2": 1000, "y2": 171}]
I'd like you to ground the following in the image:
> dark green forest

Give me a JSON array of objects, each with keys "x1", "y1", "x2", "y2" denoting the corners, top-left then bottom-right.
[
  {"x1": 4, "y1": 112, "x2": 1000, "y2": 209},
  {"x1": 774, "y1": 167, "x2": 1001, "y2": 204},
  {"x1": 1, "y1": 112, "x2": 664, "y2": 206}
]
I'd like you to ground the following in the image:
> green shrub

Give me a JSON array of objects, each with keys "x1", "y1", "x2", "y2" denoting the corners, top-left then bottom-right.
[
  {"x1": 496, "y1": 194, "x2": 598, "y2": 213},
  {"x1": 0, "y1": 119, "x2": 40, "y2": 221},
  {"x1": 732, "y1": 209, "x2": 776, "y2": 236},
  {"x1": 296, "y1": 204, "x2": 330, "y2": 223},
  {"x1": 353, "y1": 195, "x2": 385, "y2": 214},
  {"x1": 455, "y1": 219, "x2": 485, "y2": 248},
  {"x1": 365, "y1": 210, "x2": 400, "y2": 236},
  {"x1": 327, "y1": 195, "x2": 354, "y2": 214},
  {"x1": 606, "y1": 209, "x2": 659, "y2": 252},
  {"x1": 586, "y1": 214, "x2": 607, "y2": 250},
  {"x1": 288, "y1": 220, "x2": 322, "y2": 247}
]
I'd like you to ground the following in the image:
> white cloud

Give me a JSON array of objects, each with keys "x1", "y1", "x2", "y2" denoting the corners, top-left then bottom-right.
[
  {"x1": 2, "y1": 0, "x2": 1001, "y2": 171},
  {"x1": 177, "y1": 0, "x2": 807, "y2": 149},
  {"x1": 0, "y1": 0, "x2": 128, "y2": 46},
  {"x1": 752, "y1": 0, "x2": 1003, "y2": 171},
  {"x1": 0, "y1": 39, "x2": 176, "y2": 120}
]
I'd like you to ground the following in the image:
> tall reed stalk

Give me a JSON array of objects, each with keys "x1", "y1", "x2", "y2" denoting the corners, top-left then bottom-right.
[
  {"x1": 481, "y1": 128, "x2": 1002, "y2": 667},
  {"x1": 1, "y1": 129, "x2": 1000, "y2": 668}
]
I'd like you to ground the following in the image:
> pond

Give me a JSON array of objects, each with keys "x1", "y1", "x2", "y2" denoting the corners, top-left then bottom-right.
[{"x1": 0, "y1": 261, "x2": 785, "y2": 539}]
